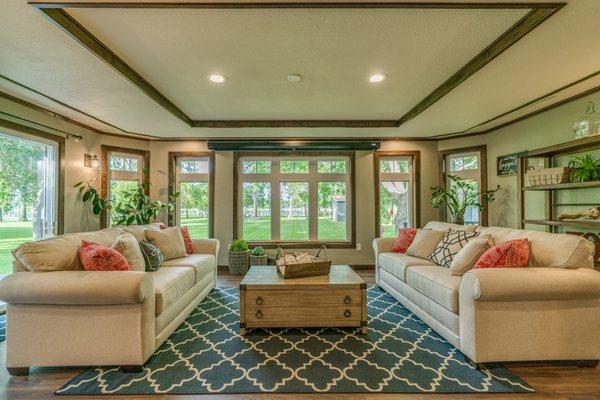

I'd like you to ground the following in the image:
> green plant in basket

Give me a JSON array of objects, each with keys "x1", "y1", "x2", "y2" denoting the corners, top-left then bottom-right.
[
  {"x1": 251, "y1": 246, "x2": 266, "y2": 256},
  {"x1": 229, "y1": 239, "x2": 249, "y2": 252},
  {"x1": 571, "y1": 154, "x2": 600, "y2": 182}
]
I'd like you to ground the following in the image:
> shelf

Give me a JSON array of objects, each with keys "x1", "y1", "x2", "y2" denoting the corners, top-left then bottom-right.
[
  {"x1": 524, "y1": 219, "x2": 600, "y2": 228},
  {"x1": 523, "y1": 181, "x2": 600, "y2": 191}
]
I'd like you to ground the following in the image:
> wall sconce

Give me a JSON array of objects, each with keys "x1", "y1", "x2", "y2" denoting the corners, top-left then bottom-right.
[{"x1": 84, "y1": 153, "x2": 99, "y2": 169}]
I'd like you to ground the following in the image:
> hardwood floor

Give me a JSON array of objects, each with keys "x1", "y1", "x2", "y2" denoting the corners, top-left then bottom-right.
[{"x1": 1, "y1": 270, "x2": 599, "y2": 400}]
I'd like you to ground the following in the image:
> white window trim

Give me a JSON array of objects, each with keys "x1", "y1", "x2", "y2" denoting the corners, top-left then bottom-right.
[
  {"x1": 174, "y1": 156, "x2": 211, "y2": 228},
  {"x1": 377, "y1": 155, "x2": 416, "y2": 236}
]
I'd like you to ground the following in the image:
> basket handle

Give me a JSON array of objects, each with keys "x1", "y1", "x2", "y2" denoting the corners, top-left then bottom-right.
[
  {"x1": 567, "y1": 160, "x2": 575, "y2": 169},
  {"x1": 528, "y1": 165, "x2": 535, "y2": 171},
  {"x1": 315, "y1": 244, "x2": 329, "y2": 261},
  {"x1": 275, "y1": 247, "x2": 288, "y2": 266}
]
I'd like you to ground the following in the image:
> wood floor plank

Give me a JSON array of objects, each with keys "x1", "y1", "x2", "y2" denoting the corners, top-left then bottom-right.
[{"x1": 0, "y1": 270, "x2": 597, "y2": 400}]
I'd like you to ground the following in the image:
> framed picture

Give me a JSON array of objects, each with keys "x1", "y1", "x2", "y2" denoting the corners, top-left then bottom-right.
[{"x1": 496, "y1": 152, "x2": 525, "y2": 176}]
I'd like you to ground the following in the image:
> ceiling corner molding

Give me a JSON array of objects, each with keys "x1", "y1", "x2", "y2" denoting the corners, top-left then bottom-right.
[{"x1": 191, "y1": 120, "x2": 399, "y2": 128}]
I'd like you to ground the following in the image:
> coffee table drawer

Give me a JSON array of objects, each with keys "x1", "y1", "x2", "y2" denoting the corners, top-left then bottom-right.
[
  {"x1": 245, "y1": 305, "x2": 361, "y2": 326},
  {"x1": 244, "y1": 289, "x2": 362, "y2": 307}
]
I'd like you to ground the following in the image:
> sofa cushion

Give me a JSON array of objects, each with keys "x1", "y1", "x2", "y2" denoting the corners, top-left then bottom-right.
[
  {"x1": 476, "y1": 226, "x2": 594, "y2": 268},
  {"x1": 379, "y1": 253, "x2": 437, "y2": 282},
  {"x1": 145, "y1": 227, "x2": 187, "y2": 261},
  {"x1": 428, "y1": 230, "x2": 482, "y2": 268},
  {"x1": 112, "y1": 232, "x2": 146, "y2": 272},
  {"x1": 449, "y1": 237, "x2": 492, "y2": 276},
  {"x1": 151, "y1": 266, "x2": 196, "y2": 315},
  {"x1": 162, "y1": 254, "x2": 215, "y2": 283},
  {"x1": 122, "y1": 223, "x2": 163, "y2": 242},
  {"x1": 423, "y1": 221, "x2": 477, "y2": 233},
  {"x1": 12, "y1": 227, "x2": 123, "y2": 272},
  {"x1": 139, "y1": 241, "x2": 164, "y2": 272},
  {"x1": 392, "y1": 228, "x2": 417, "y2": 253},
  {"x1": 406, "y1": 229, "x2": 446, "y2": 259},
  {"x1": 406, "y1": 265, "x2": 461, "y2": 313}
]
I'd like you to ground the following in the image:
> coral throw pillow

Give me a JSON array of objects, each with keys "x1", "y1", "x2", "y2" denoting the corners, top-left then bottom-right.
[
  {"x1": 79, "y1": 240, "x2": 130, "y2": 271},
  {"x1": 160, "y1": 225, "x2": 193, "y2": 254},
  {"x1": 474, "y1": 239, "x2": 530, "y2": 269},
  {"x1": 392, "y1": 228, "x2": 417, "y2": 253}
]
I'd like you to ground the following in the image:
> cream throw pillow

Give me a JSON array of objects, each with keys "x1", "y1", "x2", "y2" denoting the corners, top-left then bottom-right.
[
  {"x1": 406, "y1": 229, "x2": 446, "y2": 259},
  {"x1": 112, "y1": 232, "x2": 146, "y2": 272},
  {"x1": 449, "y1": 235, "x2": 493, "y2": 276},
  {"x1": 144, "y1": 227, "x2": 187, "y2": 261}
]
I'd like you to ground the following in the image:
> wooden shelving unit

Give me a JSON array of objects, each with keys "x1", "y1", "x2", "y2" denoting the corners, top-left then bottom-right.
[
  {"x1": 522, "y1": 181, "x2": 600, "y2": 191},
  {"x1": 523, "y1": 219, "x2": 600, "y2": 228}
]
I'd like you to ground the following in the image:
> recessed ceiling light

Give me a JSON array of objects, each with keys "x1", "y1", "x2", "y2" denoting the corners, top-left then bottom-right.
[
  {"x1": 369, "y1": 73, "x2": 387, "y2": 83},
  {"x1": 287, "y1": 74, "x2": 302, "y2": 82},
  {"x1": 208, "y1": 74, "x2": 226, "y2": 83}
]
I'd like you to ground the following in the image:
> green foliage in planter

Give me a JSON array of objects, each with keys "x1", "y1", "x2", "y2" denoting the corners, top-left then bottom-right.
[
  {"x1": 251, "y1": 246, "x2": 266, "y2": 256},
  {"x1": 230, "y1": 239, "x2": 249, "y2": 252},
  {"x1": 571, "y1": 154, "x2": 600, "y2": 182},
  {"x1": 74, "y1": 172, "x2": 179, "y2": 225},
  {"x1": 430, "y1": 175, "x2": 500, "y2": 225}
]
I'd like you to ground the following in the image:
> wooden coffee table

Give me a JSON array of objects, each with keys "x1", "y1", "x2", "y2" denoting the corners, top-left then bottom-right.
[{"x1": 239, "y1": 265, "x2": 367, "y2": 335}]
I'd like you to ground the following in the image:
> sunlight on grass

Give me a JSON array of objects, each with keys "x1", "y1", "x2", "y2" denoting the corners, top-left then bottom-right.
[
  {"x1": 180, "y1": 217, "x2": 209, "y2": 238},
  {"x1": 0, "y1": 221, "x2": 33, "y2": 275},
  {"x1": 242, "y1": 217, "x2": 346, "y2": 241}
]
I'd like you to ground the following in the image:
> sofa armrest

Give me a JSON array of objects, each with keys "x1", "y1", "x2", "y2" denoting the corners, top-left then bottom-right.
[
  {"x1": 461, "y1": 268, "x2": 600, "y2": 302},
  {"x1": 0, "y1": 271, "x2": 153, "y2": 305},
  {"x1": 373, "y1": 237, "x2": 395, "y2": 257},
  {"x1": 191, "y1": 238, "x2": 220, "y2": 257}
]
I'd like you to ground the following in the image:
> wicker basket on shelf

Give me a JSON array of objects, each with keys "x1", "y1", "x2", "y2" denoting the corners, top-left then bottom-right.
[
  {"x1": 276, "y1": 245, "x2": 331, "y2": 279},
  {"x1": 527, "y1": 162, "x2": 574, "y2": 186}
]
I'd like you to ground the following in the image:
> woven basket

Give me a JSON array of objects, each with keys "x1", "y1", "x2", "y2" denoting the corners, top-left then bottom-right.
[
  {"x1": 228, "y1": 250, "x2": 250, "y2": 275},
  {"x1": 276, "y1": 245, "x2": 331, "y2": 279},
  {"x1": 249, "y1": 255, "x2": 268, "y2": 266},
  {"x1": 527, "y1": 162, "x2": 574, "y2": 186}
]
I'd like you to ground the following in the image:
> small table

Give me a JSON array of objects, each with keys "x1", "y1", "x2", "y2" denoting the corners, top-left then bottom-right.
[{"x1": 239, "y1": 265, "x2": 367, "y2": 335}]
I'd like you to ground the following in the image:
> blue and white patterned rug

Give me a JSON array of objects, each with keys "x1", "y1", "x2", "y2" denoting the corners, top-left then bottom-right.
[
  {"x1": 57, "y1": 287, "x2": 533, "y2": 395},
  {"x1": 0, "y1": 314, "x2": 5, "y2": 342}
]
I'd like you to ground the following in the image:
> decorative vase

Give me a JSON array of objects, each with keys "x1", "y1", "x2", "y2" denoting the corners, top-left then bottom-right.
[
  {"x1": 450, "y1": 213, "x2": 464, "y2": 225},
  {"x1": 574, "y1": 101, "x2": 600, "y2": 139}
]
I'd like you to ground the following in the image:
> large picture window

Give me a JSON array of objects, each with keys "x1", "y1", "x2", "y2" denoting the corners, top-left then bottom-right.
[
  {"x1": 375, "y1": 151, "x2": 420, "y2": 237},
  {"x1": 168, "y1": 152, "x2": 214, "y2": 238},
  {"x1": 235, "y1": 152, "x2": 355, "y2": 248}
]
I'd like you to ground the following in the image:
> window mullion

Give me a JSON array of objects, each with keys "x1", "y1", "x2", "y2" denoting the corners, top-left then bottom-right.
[
  {"x1": 308, "y1": 160, "x2": 318, "y2": 241},
  {"x1": 272, "y1": 160, "x2": 281, "y2": 241}
]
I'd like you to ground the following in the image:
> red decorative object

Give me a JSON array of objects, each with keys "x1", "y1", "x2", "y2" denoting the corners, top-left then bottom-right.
[
  {"x1": 474, "y1": 239, "x2": 530, "y2": 269},
  {"x1": 160, "y1": 225, "x2": 193, "y2": 254},
  {"x1": 392, "y1": 228, "x2": 417, "y2": 253},
  {"x1": 79, "y1": 240, "x2": 130, "y2": 271}
]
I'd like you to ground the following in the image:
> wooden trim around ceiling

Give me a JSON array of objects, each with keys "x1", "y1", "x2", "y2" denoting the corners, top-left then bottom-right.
[
  {"x1": 373, "y1": 150, "x2": 421, "y2": 239},
  {"x1": 167, "y1": 151, "x2": 215, "y2": 237},
  {"x1": 397, "y1": 6, "x2": 563, "y2": 126},
  {"x1": 0, "y1": 117, "x2": 66, "y2": 235},
  {"x1": 29, "y1": 2, "x2": 564, "y2": 129},
  {"x1": 100, "y1": 145, "x2": 150, "y2": 228},
  {"x1": 438, "y1": 145, "x2": 488, "y2": 226}
]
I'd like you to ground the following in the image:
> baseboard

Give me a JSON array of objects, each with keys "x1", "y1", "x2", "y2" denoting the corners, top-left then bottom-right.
[{"x1": 218, "y1": 264, "x2": 374, "y2": 271}]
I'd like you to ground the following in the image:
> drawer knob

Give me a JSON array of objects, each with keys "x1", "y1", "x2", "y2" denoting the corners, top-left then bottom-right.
[
  {"x1": 344, "y1": 309, "x2": 352, "y2": 318},
  {"x1": 344, "y1": 295, "x2": 351, "y2": 304},
  {"x1": 256, "y1": 310, "x2": 263, "y2": 319},
  {"x1": 255, "y1": 296, "x2": 263, "y2": 305}
]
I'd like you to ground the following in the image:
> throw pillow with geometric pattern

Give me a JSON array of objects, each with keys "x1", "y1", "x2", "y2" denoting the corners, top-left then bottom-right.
[{"x1": 428, "y1": 229, "x2": 480, "y2": 268}]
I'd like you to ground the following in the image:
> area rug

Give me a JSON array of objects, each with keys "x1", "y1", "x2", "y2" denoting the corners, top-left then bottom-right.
[
  {"x1": 0, "y1": 313, "x2": 5, "y2": 342},
  {"x1": 57, "y1": 287, "x2": 533, "y2": 395}
]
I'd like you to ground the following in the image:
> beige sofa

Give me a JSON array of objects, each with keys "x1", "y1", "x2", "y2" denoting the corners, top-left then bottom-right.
[
  {"x1": 0, "y1": 224, "x2": 220, "y2": 376},
  {"x1": 373, "y1": 221, "x2": 600, "y2": 366}
]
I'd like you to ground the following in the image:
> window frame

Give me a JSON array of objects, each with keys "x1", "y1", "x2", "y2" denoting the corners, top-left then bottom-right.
[
  {"x1": 374, "y1": 151, "x2": 420, "y2": 238},
  {"x1": 233, "y1": 151, "x2": 356, "y2": 249},
  {"x1": 438, "y1": 145, "x2": 488, "y2": 226},
  {"x1": 168, "y1": 151, "x2": 215, "y2": 237},
  {"x1": 100, "y1": 145, "x2": 150, "y2": 228}
]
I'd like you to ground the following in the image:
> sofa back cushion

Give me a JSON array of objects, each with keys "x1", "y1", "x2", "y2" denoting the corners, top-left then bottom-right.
[
  {"x1": 12, "y1": 227, "x2": 123, "y2": 272},
  {"x1": 476, "y1": 226, "x2": 594, "y2": 268},
  {"x1": 423, "y1": 221, "x2": 477, "y2": 233},
  {"x1": 123, "y1": 222, "x2": 163, "y2": 241}
]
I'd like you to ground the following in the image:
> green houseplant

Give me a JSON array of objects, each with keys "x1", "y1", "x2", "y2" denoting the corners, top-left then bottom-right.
[
  {"x1": 430, "y1": 175, "x2": 500, "y2": 225},
  {"x1": 250, "y1": 246, "x2": 268, "y2": 266},
  {"x1": 228, "y1": 239, "x2": 250, "y2": 275},
  {"x1": 74, "y1": 173, "x2": 179, "y2": 225},
  {"x1": 570, "y1": 154, "x2": 600, "y2": 182}
]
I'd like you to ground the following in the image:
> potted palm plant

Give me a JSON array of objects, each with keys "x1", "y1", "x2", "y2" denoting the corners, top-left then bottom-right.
[
  {"x1": 250, "y1": 246, "x2": 267, "y2": 266},
  {"x1": 430, "y1": 175, "x2": 500, "y2": 225},
  {"x1": 228, "y1": 239, "x2": 250, "y2": 275}
]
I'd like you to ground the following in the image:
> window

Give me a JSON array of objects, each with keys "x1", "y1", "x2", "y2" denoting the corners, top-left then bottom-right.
[
  {"x1": 439, "y1": 146, "x2": 487, "y2": 225},
  {"x1": 169, "y1": 152, "x2": 214, "y2": 238},
  {"x1": 375, "y1": 151, "x2": 419, "y2": 238},
  {"x1": 101, "y1": 145, "x2": 149, "y2": 228},
  {"x1": 0, "y1": 126, "x2": 63, "y2": 276},
  {"x1": 235, "y1": 153, "x2": 354, "y2": 247}
]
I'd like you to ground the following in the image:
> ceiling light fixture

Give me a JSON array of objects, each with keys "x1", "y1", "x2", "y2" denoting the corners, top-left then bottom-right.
[
  {"x1": 369, "y1": 73, "x2": 387, "y2": 83},
  {"x1": 208, "y1": 74, "x2": 226, "y2": 83},
  {"x1": 286, "y1": 74, "x2": 302, "y2": 83}
]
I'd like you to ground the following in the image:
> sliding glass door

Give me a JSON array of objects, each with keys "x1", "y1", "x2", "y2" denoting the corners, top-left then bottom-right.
[{"x1": 0, "y1": 131, "x2": 58, "y2": 274}]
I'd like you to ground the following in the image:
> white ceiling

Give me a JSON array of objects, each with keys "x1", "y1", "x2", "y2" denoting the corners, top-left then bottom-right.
[{"x1": 0, "y1": 0, "x2": 599, "y2": 139}]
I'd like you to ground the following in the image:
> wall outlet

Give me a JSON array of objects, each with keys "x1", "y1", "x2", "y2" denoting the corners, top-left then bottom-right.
[{"x1": 356, "y1": 243, "x2": 361, "y2": 251}]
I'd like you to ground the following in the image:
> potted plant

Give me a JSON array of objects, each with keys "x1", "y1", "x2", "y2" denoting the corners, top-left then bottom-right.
[
  {"x1": 228, "y1": 239, "x2": 250, "y2": 275},
  {"x1": 571, "y1": 154, "x2": 600, "y2": 182},
  {"x1": 430, "y1": 175, "x2": 500, "y2": 225},
  {"x1": 250, "y1": 246, "x2": 268, "y2": 266}
]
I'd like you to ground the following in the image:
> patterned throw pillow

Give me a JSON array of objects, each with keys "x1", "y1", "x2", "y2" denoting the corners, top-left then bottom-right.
[
  {"x1": 392, "y1": 228, "x2": 417, "y2": 253},
  {"x1": 474, "y1": 239, "x2": 530, "y2": 269},
  {"x1": 79, "y1": 240, "x2": 130, "y2": 271},
  {"x1": 428, "y1": 229, "x2": 479, "y2": 268},
  {"x1": 139, "y1": 240, "x2": 164, "y2": 272}
]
